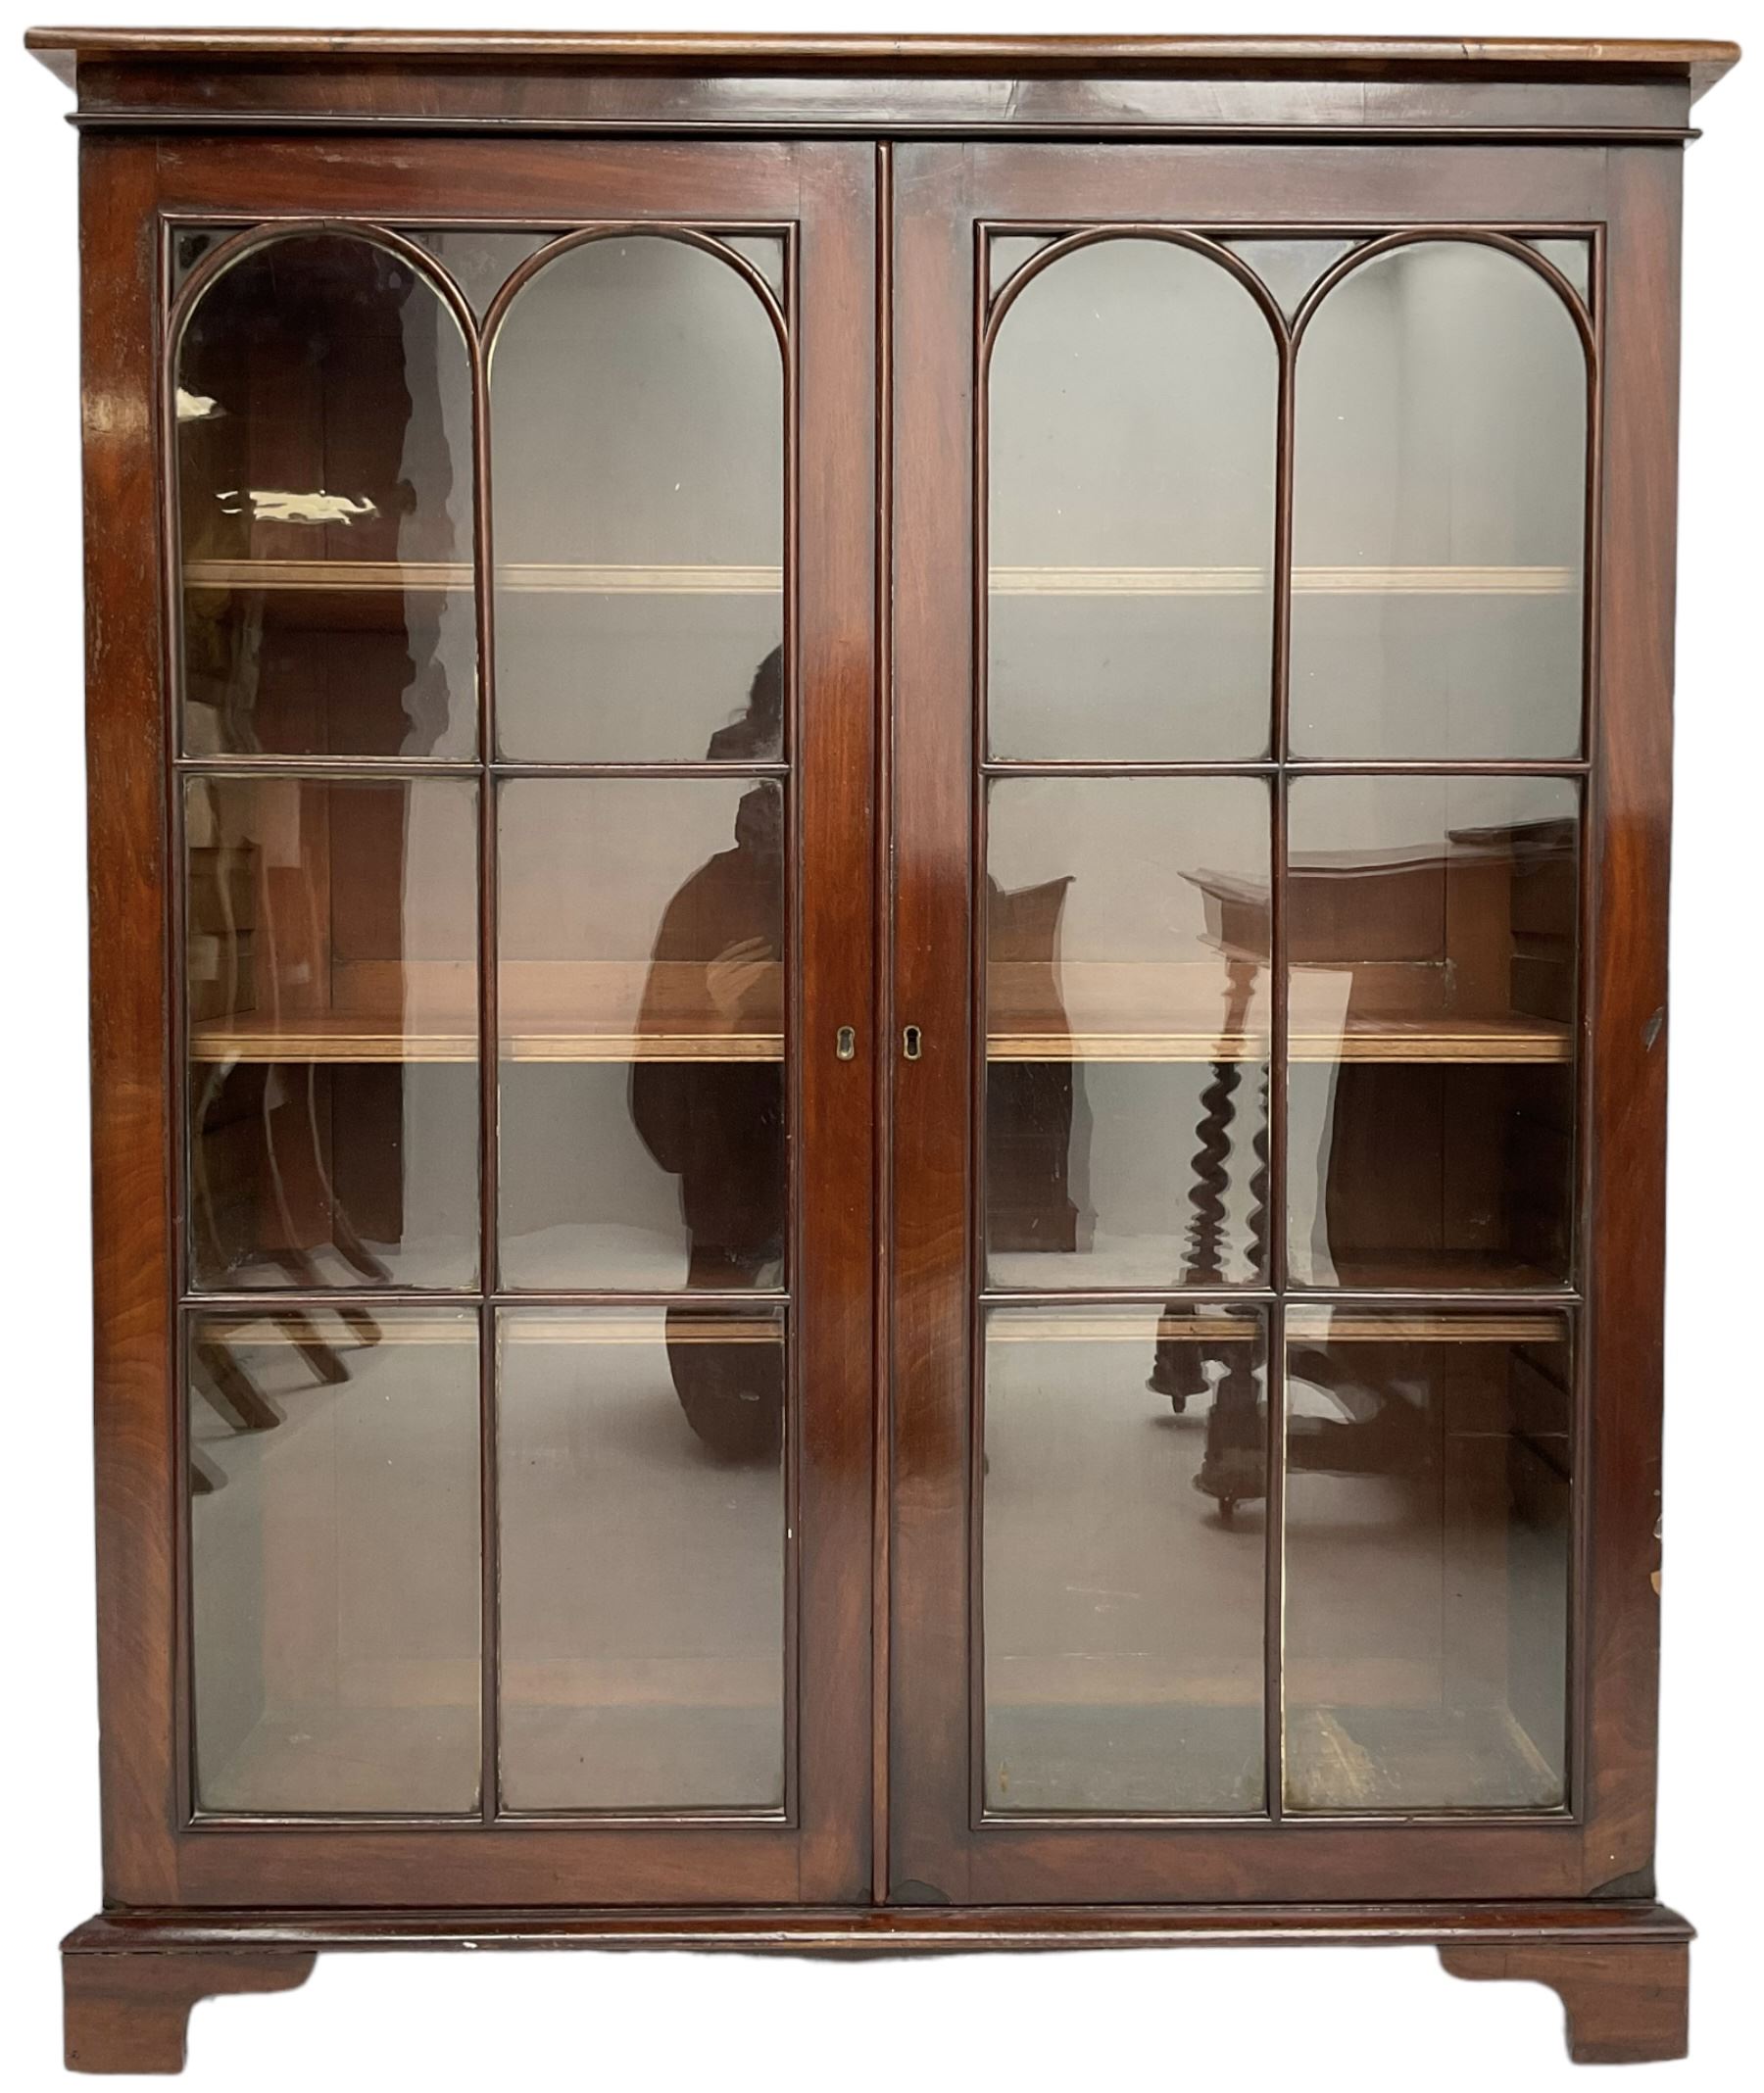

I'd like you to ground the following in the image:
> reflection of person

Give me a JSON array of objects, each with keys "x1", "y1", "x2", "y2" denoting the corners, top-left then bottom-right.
[{"x1": 630, "y1": 652, "x2": 786, "y2": 1460}]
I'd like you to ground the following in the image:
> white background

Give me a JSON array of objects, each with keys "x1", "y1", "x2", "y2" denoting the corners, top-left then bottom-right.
[{"x1": 2, "y1": 1, "x2": 1758, "y2": 2085}]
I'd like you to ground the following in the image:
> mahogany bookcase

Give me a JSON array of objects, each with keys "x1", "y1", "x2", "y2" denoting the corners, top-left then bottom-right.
[{"x1": 27, "y1": 27, "x2": 1739, "y2": 2072}]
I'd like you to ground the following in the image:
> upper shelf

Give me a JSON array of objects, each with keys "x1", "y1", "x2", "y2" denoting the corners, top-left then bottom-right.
[{"x1": 182, "y1": 559, "x2": 1578, "y2": 600}]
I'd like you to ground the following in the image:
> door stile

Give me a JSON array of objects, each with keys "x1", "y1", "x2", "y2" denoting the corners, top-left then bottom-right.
[{"x1": 889, "y1": 143, "x2": 981, "y2": 1907}]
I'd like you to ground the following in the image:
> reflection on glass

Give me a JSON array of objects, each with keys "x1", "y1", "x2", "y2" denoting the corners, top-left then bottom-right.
[
  {"x1": 189, "y1": 1307, "x2": 480, "y2": 1814},
  {"x1": 984, "y1": 1306, "x2": 1266, "y2": 1812},
  {"x1": 986, "y1": 777, "x2": 1271, "y2": 1288},
  {"x1": 498, "y1": 1307, "x2": 787, "y2": 1810},
  {"x1": 988, "y1": 237, "x2": 1277, "y2": 759},
  {"x1": 490, "y1": 235, "x2": 784, "y2": 760},
  {"x1": 1292, "y1": 239, "x2": 1587, "y2": 758},
  {"x1": 176, "y1": 232, "x2": 477, "y2": 757},
  {"x1": 498, "y1": 754, "x2": 785, "y2": 1300},
  {"x1": 1285, "y1": 776, "x2": 1579, "y2": 1290},
  {"x1": 186, "y1": 775, "x2": 479, "y2": 1290},
  {"x1": 1283, "y1": 1308, "x2": 1572, "y2": 1811}
]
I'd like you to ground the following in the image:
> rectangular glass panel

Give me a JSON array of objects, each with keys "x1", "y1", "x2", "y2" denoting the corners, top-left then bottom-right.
[
  {"x1": 490, "y1": 234, "x2": 784, "y2": 760},
  {"x1": 1283, "y1": 1307, "x2": 1572, "y2": 1811},
  {"x1": 1286, "y1": 775, "x2": 1579, "y2": 1290},
  {"x1": 176, "y1": 230, "x2": 478, "y2": 758},
  {"x1": 984, "y1": 1305, "x2": 1266, "y2": 1812},
  {"x1": 189, "y1": 1306, "x2": 481, "y2": 1814},
  {"x1": 986, "y1": 776, "x2": 1271, "y2": 1288},
  {"x1": 497, "y1": 1306, "x2": 787, "y2": 1810},
  {"x1": 497, "y1": 778, "x2": 786, "y2": 1291},
  {"x1": 186, "y1": 774, "x2": 479, "y2": 1290},
  {"x1": 987, "y1": 236, "x2": 1276, "y2": 759}
]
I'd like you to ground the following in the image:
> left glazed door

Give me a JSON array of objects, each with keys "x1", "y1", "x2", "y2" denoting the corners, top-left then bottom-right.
[{"x1": 87, "y1": 136, "x2": 876, "y2": 1908}]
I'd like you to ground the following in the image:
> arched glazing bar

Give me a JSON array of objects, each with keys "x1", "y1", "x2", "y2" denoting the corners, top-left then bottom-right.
[
  {"x1": 1289, "y1": 230, "x2": 1595, "y2": 762},
  {"x1": 981, "y1": 227, "x2": 1290, "y2": 765},
  {"x1": 480, "y1": 224, "x2": 791, "y2": 764},
  {"x1": 169, "y1": 219, "x2": 483, "y2": 760}
]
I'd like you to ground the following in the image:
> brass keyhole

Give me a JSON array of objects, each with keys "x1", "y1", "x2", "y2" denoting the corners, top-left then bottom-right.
[
  {"x1": 903, "y1": 1025, "x2": 923, "y2": 1061},
  {"x1": 835, "y1": 1025, "x2": 857, "y2": 1061}
]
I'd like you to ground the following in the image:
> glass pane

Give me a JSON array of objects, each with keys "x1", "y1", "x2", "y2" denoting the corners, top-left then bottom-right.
[
  {"x1": 498, "y1": 778, "x2": 785, "y2": 1290},
  {"x1": 176, "y1": 232, "x2": 477, "y2": 757},
  {"x1": 720, "y1": 233, "x2": 787, "y2": 300},
  {"x1": 988, "y1": 231, "x2": 1057, "y2": 299},
  {"x1": 1220, "y1": 235, "x2": 1358, "y2": 322},
  {"x1": 1292, "y1": 239, "x2": 1587, "y2": 758},
  {"x1": 498, "y1": 1306, "x2": 787, "y2": 1809},
  {"x1": 1526, "y1": 236, "x2": 1592, "y2": 307},
  {"x1": 1286, "y1": 776, "x2": 1578, "y2": 1290},
  {"x1": 189, "y1": 1306, "x2": 480, "y2": 1814},
  {"x1": 988, "y1": 237, "x2": 1277, "y2": 759},
  {"x1": 186, "y1": 775, "x2": 480, "y2": 1290},
  {"x1": 490, "y1": 235, "x2": 784, "y2": 760},
  {"x1": 1283, "y1": 1307, "x2": 1572, "y2": 1811},
  {"x1": 986, "y1": 776, "x2": 1271, "y2": 1288},
  {"x1": 403, "y1": 227, "x2": 555, "y2": 317},
  {"x1": 984, "y1": 1305, "x2": 1266, "y2": 1812}
]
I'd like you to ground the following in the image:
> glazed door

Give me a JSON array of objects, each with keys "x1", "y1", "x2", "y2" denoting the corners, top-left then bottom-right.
[
  {"x1": 888, "y1": 141, "x2": 1667, "y2": 1903},
  {"x1": 108, "y1": 137, "x2": 875, "y2": 1908}
]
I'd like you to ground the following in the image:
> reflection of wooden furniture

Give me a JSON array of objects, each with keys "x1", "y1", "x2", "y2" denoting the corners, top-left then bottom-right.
[
  {"x1": 986, "y1": 877, "x2": 1081, "y2": 1253},
  {"x1": 37, "y1": 27, "x2": 1731, "y2": 2076},
  {"x1": 1186, "y1": 819, "x2": 1578, "y2": 1290}
]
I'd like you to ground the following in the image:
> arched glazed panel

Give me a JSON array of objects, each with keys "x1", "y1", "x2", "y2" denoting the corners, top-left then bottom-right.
[
  {"x1": 175, "y1": 229, "x2": 478, "y2": 758},
  {"x1": 488, "y1": 232, "x2": 786, "y2": 761},
  {"x1": 1292, "y1": 239, "x2": 1590, "y2": 759},
  {"x1": 986, "y1": 236, "x2": 1280, "y2": 760}
]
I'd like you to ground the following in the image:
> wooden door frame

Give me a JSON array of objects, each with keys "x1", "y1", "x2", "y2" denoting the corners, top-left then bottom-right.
[
  {"x1": 81, "y1": 131, "x2": 878, "y2": 1910},
  {"x1": 886, "y1": 137, "x2": 1680, "y2": 1905}
]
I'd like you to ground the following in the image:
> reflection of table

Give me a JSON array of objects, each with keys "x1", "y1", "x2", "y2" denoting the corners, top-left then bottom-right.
[{"x1": 1174, "y1": 820, "x2": 1576, "y2": 1516}]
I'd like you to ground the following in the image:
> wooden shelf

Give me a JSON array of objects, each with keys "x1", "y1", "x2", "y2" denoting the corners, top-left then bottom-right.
[
  {"x1": 191, "y1": 961, "x2": 784, "y2": 1064},
  {"x1": 988, "y1": 1308, "x2": 1565, "y2": 1344},
  {"x1": 988, "y1": 963, "x2": 1570, "y2": 1065},
  {"x1": 191, "y1": 1015, "x2": 783, "y2": 1063},
  {"x1": 988, "y1": 1016, "x2": 1569, "y2": 1063},
  {"x1": 989, "y1": 564, "x2": 1577, "y2": 597},
  {"x1": 182, "y1": 559, "x2": 1574, "y2": 599},
  {"x1": 196, "y1": 1311, "x2": 781, "y2": 1347},
  {"x1": 184, "y1": 560, "x2": 782, "y2": 596}
]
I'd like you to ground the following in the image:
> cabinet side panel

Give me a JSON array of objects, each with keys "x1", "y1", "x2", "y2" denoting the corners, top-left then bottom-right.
[
  {"x1": 1582, "y1": 144, "x2": 1684, "y2": 1892},
  {"x1": 79, "y1": 136, "x2": 178, "y2": 1903}
]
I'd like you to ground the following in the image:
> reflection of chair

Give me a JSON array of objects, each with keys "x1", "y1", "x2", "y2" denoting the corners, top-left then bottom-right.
[{"x1": 188, "y1": 1308, "x2": 383, "y2": 1496}]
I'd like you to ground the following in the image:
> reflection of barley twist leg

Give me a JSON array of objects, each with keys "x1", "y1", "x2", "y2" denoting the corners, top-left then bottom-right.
[
  {"x1": 1246, "y1": 1061, "x2": 1271, "y2": 1283},
  {"x1": 1186, "y1": 1056, "x2": 1239, "y2": 1287}
]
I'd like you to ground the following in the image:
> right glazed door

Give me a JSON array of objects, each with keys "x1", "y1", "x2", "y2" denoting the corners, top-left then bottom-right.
[{"x1": 889, "y1": 141, "x2": 1627, "y2": 1906}]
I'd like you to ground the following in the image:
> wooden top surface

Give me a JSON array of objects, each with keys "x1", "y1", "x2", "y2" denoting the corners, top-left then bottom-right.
[{"x1": 24, "y1": 28, "x2": 1742, "y2": 100}]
